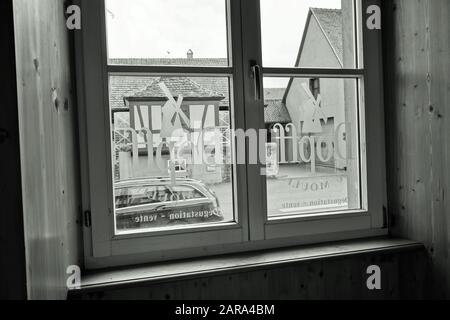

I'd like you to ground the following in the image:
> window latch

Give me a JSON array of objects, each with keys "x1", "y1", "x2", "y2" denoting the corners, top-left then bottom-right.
[
  {"x1": 84, "y1": 210, "x2": 92, "y2": 228},
  {"x1": 250, "y1": 61, "x2": 263, "y2": 102}
]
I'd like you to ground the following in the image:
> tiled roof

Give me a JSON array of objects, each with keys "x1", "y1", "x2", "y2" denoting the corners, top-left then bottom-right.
[
  {"x1": 109, "y1": 58, "x2": 228, "y2": 67},
  {"x1": 192, "y1": 77, "x2": 230, "y2": 106},
  {"x1": 108, "y1": 58, "x2": 291, "y2": 124},
  {"x1": 262, "y1": 88, "x2": 291, "y2": 124},
  {"x1": 310, "y1": 8, "x2": 343, "y2": 61},
  {"x1": 109, "y1": 76, "x2": 230, "y2": 109},
  {"x1": 265, "y1": 100, "x2": 292, "y2": 124},
  {"x1": 125, "y1": 77, "x2": 225, "y2": 101},
  {"x1": 109, "y1": 76, "x2": 150, "y2": 110},
  {"x1": 109, "y1": 58, "x2": 230, "y2": 109}
]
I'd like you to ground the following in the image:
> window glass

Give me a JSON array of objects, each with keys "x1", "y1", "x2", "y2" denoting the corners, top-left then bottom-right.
[
  {"x1": 77, "y1": 0, "x2": 386, "y2": 263},
  {"x1": 105, "y1": 0, "x2": 229, "y2": 66},
  {"x1": 263, "y1": 77, "x2": 362, "y2": 218},
  {"x1": 110, "y1": 76, "x2": 235, "y2": 234},
  {"x1": 260, "y1": 0, "x2": 356, "y2": 71}
]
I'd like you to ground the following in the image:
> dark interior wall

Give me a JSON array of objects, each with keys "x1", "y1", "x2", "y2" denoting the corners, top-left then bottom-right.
[
  {"x1": 73, "y1": 249, "x2": 428, "y2": 300},
  {"x1": 0, "y1": 0, "x2": 27, "y2": 300},
  {"x1": 12, "y1": 0, "x2": 82, "y2": 299},
  {"x1": 383, "y1": 0, "x2": 450, "y2": 299}
]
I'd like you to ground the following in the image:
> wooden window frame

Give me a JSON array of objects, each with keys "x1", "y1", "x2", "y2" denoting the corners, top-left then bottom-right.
[{"x1": 75, "y1": 0, "x2": 387, "y2": 269}]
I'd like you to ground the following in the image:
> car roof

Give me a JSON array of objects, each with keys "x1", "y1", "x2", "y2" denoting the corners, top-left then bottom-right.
[{"x1": 115, "y1": 177, "x2": 207, "y2": 189}]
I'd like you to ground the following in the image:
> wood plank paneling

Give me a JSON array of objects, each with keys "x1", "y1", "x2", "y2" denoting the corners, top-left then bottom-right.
[
  {"x1": 72, "y1": 0, "x2": 442, "y2": 300},
  {"x1": 6, "y1": 0, "x2": 448, "y2": 300},
  {"x1": 428, "y1": 0, "x2": 450, "y2": 298},
  {"x1": 72, "y1": 250, "x2": 428, "y2": 300},
  {"x1": 12, "y1": 0, "x2": 82, "y2": 299},
  {"x1": 383, "y1": 0, "x2": 450, "y2": 299}
]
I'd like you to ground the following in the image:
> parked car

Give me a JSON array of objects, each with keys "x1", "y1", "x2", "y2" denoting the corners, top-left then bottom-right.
[{"x1": 115, "y1": 177, "x2": 224, "y2": 231}]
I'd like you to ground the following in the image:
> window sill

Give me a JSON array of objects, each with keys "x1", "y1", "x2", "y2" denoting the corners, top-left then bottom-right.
[{"x1": 74, "y1": 237, "x2": 424, "y2": 294}]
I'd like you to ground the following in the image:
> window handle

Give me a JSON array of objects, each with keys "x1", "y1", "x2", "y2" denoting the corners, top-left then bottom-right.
[{"x1": 251, "y1": 62, "x2": 263, "y2": 101}]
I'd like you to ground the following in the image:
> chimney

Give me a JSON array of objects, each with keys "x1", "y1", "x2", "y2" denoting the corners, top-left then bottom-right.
[{"x1": 187, "y1": 49, "x2": 194, "y2": 59}]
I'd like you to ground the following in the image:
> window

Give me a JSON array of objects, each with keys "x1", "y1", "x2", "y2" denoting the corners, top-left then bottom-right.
[
  {"x1": 309, "y1": 78, "x2": 321, "y2": 100},
  {"x1": 76, "y1": 0, "x2": 386, "y2": 268},
  {"x1": 168, "y1": 159, "x2": 187, "y2": 174}
]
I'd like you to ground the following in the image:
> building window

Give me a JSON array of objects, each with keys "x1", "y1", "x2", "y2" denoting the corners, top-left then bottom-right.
[
  {"x1": 76, "y1": 0, "x2": 385, "y2": 267},
  {"x1": 309, "y1": 78, "x2": 321, "y2": 100},
  {"x1": 168, "y1": 159, "x2": 187, "y2": 174}
]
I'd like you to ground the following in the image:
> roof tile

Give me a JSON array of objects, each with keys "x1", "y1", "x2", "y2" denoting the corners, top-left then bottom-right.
[
  {"x1": 125, "y1": 77, "x2": 225, "y2": 101},
  {"x1": 310, "y1": 8, "x2": 343, "y2": 61},
  {"x1": 108, "y1": 59, "x2": 291, "y2": 124},
  {"x1": 265, "y1": 100, "x2": 292, "y2": 124}
]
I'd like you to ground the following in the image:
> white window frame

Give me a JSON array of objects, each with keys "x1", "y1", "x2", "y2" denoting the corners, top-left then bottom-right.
[
  {"x1": 76, "y1": 0, "x2": 387, "y2": 269},
  {"x1": 242, "y1": 0, "x2": 387, "y2": 243}
]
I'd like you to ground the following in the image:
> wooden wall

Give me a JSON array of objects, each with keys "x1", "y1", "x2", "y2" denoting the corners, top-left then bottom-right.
[
  {"x1": 0, "y1": 0, "x2": 27, "y2": 300},
  {"x1": 12, "y1": 0, "x2": 82, "y2": 299},
  {"x1": 6, "y1": 0, "x2": 450, "y2": 300},
  {"x1": 383, "y1": 0, "x2": 450, "y2": 299},
  {"x1": 73, "y1": 249, "x2": 429, "y2": 300}
]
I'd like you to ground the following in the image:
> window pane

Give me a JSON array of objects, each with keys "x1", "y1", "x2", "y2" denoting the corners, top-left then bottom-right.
[
  {"x1": 263, "y1": 77, "x2": 362, "y2": 217},
  {"x1": 109, "y1": 76, "x2": 235, "y2": 234},
  {"x1": 260, "y1": 0, "x2": 356, "y2": 68},
  {"x1": 105, "y1": 0, "x2": 229, "y2": 66}
]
